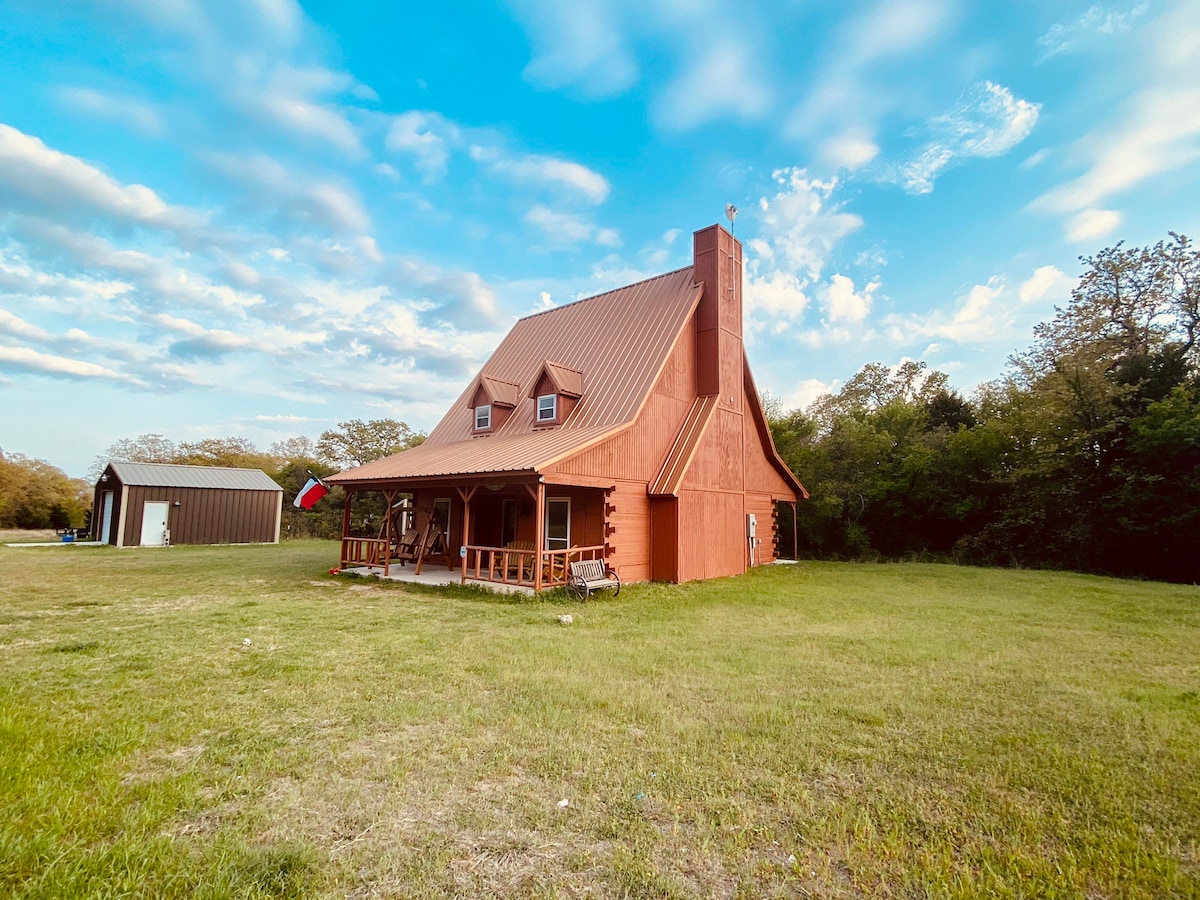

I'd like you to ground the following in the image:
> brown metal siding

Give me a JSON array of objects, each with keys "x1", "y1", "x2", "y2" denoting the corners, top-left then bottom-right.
[{"x1": 119, "y1": 486, "x2": 281, "y2": 546}]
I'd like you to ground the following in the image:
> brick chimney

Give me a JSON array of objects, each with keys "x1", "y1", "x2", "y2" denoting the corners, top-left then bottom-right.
[{"x1": 692, "y1": 224, "x2": 743, "y2": 411}]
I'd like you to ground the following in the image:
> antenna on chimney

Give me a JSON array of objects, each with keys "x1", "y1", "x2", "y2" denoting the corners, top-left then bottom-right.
[{"x1": 725, "y1": 203, "x2": 738, "y2": 237}]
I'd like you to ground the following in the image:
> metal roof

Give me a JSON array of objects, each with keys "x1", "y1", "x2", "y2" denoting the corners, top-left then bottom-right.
[
  {"x1": 649, "y1": 394, "x2": 718, "y2": 496},
  {"x1": 329, "y1": 266, "x2": 702, "y2": 484},
  {"x1": 105, "y1": 462, "x2": 283, "y2": 491}
]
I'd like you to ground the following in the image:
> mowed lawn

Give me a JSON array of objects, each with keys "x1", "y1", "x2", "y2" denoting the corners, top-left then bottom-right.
[{"x1": 1, "y1": 542, "x2": 1197, "y2": 899}]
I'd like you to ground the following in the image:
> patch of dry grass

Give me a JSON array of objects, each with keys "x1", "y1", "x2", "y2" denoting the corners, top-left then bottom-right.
[{"x1": 1, "y1": 540, "x2": 1198, "y2": 898}]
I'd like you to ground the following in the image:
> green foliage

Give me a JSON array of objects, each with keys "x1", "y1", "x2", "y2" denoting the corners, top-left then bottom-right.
[
  {"x1": 315, "y1": 418, "x2": 425, "y2": 468},
  {"x1": 773, "y1": 232, "x2": 1200, "y2": 582}
]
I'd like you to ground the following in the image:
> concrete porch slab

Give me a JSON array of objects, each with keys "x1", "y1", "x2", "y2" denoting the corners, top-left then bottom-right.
[{"x1": 340, "y1": 564, "x2": 535, "y2": 595}]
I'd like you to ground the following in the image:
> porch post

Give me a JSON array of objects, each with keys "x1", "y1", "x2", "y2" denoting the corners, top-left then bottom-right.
[
  {"x1": 382, "y1": 489, "x2": 396, "y2": 577},
  {"x1": 456, "y1": 485, "x2": 478, "y2": 585},
  {"x1": 340, "y1": 490, "x2": 354, "y2": 568},
  {"x1": 534, "y1": 480, "x2": 545, "y2": 591}
]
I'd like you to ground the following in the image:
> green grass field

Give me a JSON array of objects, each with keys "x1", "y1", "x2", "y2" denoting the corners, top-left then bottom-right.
[{"x1": 1, "y1": 541, "x2": 1197, "y2": 899}]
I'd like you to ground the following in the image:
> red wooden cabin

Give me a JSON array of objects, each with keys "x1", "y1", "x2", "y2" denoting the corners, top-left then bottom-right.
[{"x1": 326, "y1": 224, "x2": 807, "y2": 589}]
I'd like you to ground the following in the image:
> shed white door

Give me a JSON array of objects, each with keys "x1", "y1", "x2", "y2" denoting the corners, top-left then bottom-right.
[
  {"x1": 140, "y1": 501, "x2": 170, "y2": 546},
  {"x1": 99, "y1": 491, "x2": 114, "y2": 543}
]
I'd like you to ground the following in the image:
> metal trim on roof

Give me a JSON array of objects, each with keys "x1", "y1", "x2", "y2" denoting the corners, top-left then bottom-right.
[{"x1": 105, "y1": 462, "x2": 283, "y2": 491}]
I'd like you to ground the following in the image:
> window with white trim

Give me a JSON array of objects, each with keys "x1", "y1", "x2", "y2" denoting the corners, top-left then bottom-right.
[
  {"x1": 537, "y1": 394, "x2": 557, "y2": 423},
  {"x1": 474, "y1": 404, "x2": 491, "y2": 430}
]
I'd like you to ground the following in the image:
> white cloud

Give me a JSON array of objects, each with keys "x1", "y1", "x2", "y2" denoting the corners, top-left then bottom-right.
[
  {"x1": 0, "y1": 309, "x2": 50, "y2": 341},
  {"x1": 1031, "y1": 1, "x2": 1200, "y2": 228},
  {"x1": 1018, "y1": 265, "x2": 1076, "y2": 303},
  {"x1": 386, "y1": 111, "x2": 457, "y2": 180},
  {"x1": 885, "y1": 268, "x2": 1068, "y2": 348},
  {"x1": 750, "y1": 169, "x2": 863, "y2": 280},
  {"x1": 1065, "y1": 208, "x2": 1122, "y2": 243},
  {"x1": 470, "y1": 146, "x2": 610, "y2": 203},
  {"x1": 1038, "y1": 2, "x2": 1150, "y2": 60},
  {"x1": 654, "y1": 39, "x2": 771, "y2": 131},
  {"x1": 891, "y1": 81, "x2": 1040, "y2": 193},
  {"x1": 745, "y1": 270, "x2": 811, "y2": 323},
  {"x1": 786, "y1": 0, "x2": 956, "y2": 147},
  {"x1": 1032, "y1": 87, "x2": 1200, "y2": 214},
  {"x1": 0, "y1": 344, "x2": 143, "y2": 385},
  {"x1": 821, "y1": 274, "x2": 880, "y2": 323},
  {"x1": 524, "y1": 206, "x2": 620, "y2": 248},
  {"x1": 820, "y1": 133, "x2": 880, "y2": 170},
  {"x1": 784, "y1": 378, "x2": 835, "y2": 411},
  {"x1": 510, "y1": 0, "x2": 638, "y2": 97},
  {"x1": 202, "y1": 152, "x2": 370, "y2": 234},
  {"x1": 0, "y1": 124, "x2": 202, "y2": 234},
  {"x1": 57, "y1": 87, "x2": 164, "y2": 137}
]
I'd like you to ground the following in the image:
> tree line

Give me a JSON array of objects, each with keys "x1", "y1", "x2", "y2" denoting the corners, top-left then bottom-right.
[
  {"x1": 769, "y1": 233, "x2": 1199, "y2": 584},
  {"x1": 0, "y1": 420, "x2": 424, "y2": 538}
]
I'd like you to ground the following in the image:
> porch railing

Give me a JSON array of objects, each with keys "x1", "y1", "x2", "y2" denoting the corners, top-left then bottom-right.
[
  {"x1": 462, "y1": 544, "x2": 607, "y2": 589},
  {"x1": 341, "y1": 537, "x2": 390, "y2": 573}
]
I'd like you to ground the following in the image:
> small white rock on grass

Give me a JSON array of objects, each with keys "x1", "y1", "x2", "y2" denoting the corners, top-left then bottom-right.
[{"x1": 557, "y1": 614, "x2": 573, "y2": 626}]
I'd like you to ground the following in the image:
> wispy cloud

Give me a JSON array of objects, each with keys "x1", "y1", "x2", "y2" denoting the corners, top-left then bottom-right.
[
  {"x1": 888, "y1": 81, "x2": 1040, "y2": 193},
  {"x1": 1038, "y1": 2, "x2": 1150, "y2": 60},
  {"x1": 56, "y1": 87, "x2": 165, "y2": 137},
  {"x1": 201, "y1": 151, "x2": 371, "y2": 234},
  {"x1": 786, "y1": 0, "x2": 957, "y2": 165},
  {"x1": 470, "y1": 147, "x2": 610, "y2": 204},
  {"x1": 524, "y1": 206, "x2": 621, "y2": 249},
  {"x1": 1030, "y1": 0, "x2": 1200, "y2": 240}
]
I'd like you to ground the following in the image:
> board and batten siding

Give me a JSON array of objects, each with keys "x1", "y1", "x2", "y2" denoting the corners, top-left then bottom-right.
[{"x1": 117, "y1": 485, "x2": 281, "y2": 547}]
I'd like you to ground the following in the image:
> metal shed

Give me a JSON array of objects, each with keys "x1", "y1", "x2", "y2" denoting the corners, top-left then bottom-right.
[{"x1": 92, "y1": 462, "x2": 283, "y2": 547}]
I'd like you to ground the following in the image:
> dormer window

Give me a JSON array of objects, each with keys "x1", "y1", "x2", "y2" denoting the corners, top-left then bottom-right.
[
  {"x1": 468, "y1": 376, "x2": 519, "y2": 435},
  {"x1": 529, "y1": 360, "x2": 582, "y2": 428},
  {"x1": 475, "y1": 404, "x2": 492, "y2": 431}
]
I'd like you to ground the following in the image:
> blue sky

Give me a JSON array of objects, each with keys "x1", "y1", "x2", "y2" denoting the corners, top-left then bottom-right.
[{"x1": 2, "y1": 0, "x2": 1199, "y2": 478}]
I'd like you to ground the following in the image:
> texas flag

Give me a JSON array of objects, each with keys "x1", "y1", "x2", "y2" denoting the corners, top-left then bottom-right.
[{"x1": 293, "y1": 474, "x2": 330, "y2": 509}]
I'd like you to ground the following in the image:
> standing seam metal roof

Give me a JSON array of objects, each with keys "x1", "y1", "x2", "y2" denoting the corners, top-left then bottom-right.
[
  {"x1": 329, "y1": 267, "x2": 702, "y2": 484},
  {"x1": 106, "y1": 462, "x2": 283, "y2": 491}
]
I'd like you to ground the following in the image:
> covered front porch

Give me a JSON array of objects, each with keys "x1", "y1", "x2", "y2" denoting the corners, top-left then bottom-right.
[{"x1": 336, "y1": 474, "x2": 614, "y2": 592}]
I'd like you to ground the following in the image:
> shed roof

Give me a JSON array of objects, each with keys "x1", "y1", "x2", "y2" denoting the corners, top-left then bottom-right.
[
  {"x1": 105, "y1": 462, "x2": 282, "y2": 491},
  {"x1": 329, "y1": 266, "x2": 702, "y2": 484}
]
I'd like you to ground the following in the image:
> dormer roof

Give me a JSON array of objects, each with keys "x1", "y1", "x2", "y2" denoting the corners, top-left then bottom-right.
[
  {"x1": 471, "y1": 375, "x2": 522, "y2": 409},
  {"x1": 529, "y1": 361, "x2": 583, "y2": 399}
]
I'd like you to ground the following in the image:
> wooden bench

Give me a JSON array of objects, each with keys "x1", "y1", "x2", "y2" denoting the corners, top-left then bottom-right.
[{"x1": 566, "y1": 559, "x2": 621, "y2": 600}]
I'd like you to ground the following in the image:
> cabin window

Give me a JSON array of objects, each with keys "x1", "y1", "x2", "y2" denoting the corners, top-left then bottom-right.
[
  {"x1": 545, "y1": 497, "x2": 570, "y2": 550},
  {"x1": 537, "y1": 394, "x2": 557, "y2": 423},
  {"x1": 474, "y1": 404, "x2": 491, "y2": 431}
]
